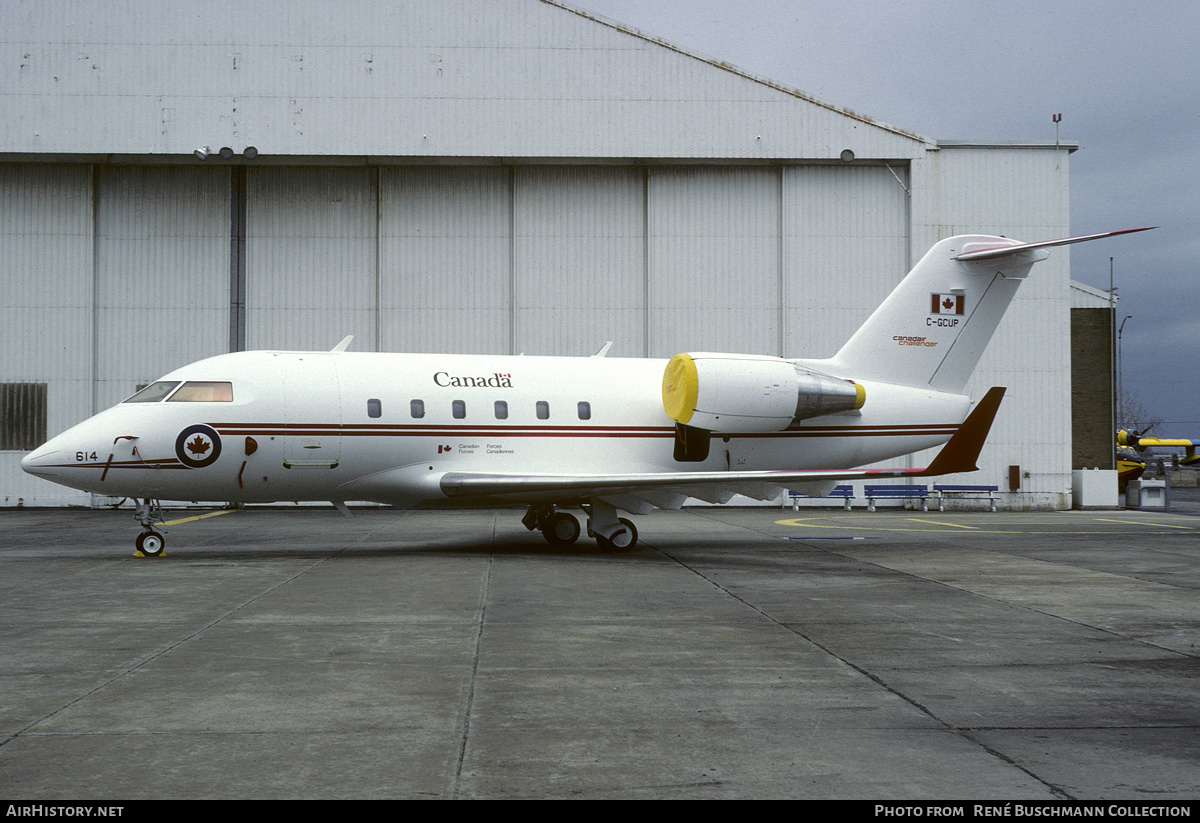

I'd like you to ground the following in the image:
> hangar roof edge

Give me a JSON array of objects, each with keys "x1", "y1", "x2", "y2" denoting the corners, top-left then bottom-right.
[
  {"x1": 546, "y1": 0, "x2": 936, "y2": 147},
  {"x1": 0, "y1": 153, "x2": 931, "y2": 168},
  {"x1": 937, "y1": 140, "x2": 1080, "y2": 153}
]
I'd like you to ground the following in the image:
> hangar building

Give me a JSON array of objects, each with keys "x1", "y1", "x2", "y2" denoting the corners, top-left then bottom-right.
[{"x1": 2, "y1": 0, "x2": 1081, "y2": 508}]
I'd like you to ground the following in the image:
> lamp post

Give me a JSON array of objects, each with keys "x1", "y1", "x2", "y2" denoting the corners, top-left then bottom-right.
[{"x1": 1117, "y1": 314, "x2": 1133, "y2": 429}]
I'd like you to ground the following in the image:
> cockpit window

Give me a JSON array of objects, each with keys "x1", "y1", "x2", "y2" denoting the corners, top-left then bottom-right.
[
  {"x1": 167, "y1": 381, "x2": 234, "y2": 402},
  {"x1": 124, "y1": 381, "x2": 181, "y2": 403}
]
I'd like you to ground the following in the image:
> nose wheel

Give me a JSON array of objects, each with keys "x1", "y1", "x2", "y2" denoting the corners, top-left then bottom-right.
[
  {"x1": 136, "y1": 530, "x2": 166, "y2": 556},
  {"x1": 133, "y1": 499, "x2": 167, "y2": 557}
]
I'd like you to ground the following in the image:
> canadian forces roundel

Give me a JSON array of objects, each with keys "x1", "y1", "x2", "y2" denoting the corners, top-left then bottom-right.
[{"x1": 175, "y1": 424, "x2": 222, "y2": 469}]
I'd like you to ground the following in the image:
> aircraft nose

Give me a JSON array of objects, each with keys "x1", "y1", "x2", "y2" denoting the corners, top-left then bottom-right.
[{"x1": 21, "y1": 441, "x2": 64, "y2": 479}]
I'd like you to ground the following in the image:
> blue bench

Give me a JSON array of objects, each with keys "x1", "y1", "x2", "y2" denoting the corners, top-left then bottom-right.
[
  {"x1": 933, "y1": 484, "x2": 1000, "y2": 511},
  {"x1": 787, "y1": 484, "x2": 854, "y2": 511},
  {"x1": 864, "y1": 484, "x2": 929, "y2": 512}
]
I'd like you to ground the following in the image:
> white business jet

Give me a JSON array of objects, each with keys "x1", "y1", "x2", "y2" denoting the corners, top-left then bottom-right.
[{"x1": 22, "y1": 228, "x2": 1151, "y2": 555}]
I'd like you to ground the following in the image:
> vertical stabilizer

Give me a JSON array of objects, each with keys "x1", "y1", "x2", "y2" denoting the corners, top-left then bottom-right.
[
  {"x1": 824, "y1": 235, "x2": 1040, "y2": 393},
  {"x1": 822, "y1": 228, "x2": 1153, "y2": 393}
]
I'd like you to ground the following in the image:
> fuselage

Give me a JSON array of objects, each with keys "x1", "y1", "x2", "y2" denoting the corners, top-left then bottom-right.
[{"x1": 22, "y1": 349, "x2": 969, "y2": 506}]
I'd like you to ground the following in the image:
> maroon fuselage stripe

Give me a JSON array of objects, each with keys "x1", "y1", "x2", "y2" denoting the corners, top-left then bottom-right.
[
  {"x1": 211, "y1": 423, "x2": 959, "y2": 439},
  {"x1": 53, "y1": 423, "x2": 960, "y2": 471}
]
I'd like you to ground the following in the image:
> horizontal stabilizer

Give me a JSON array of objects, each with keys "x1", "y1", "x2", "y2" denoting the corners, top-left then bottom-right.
[
  {"x1": 914, "y1": 387, "x2": 1005, "y2": 476},
  {"x1": 953, "y1": 227, "x2": 1156, "y2": 261}
]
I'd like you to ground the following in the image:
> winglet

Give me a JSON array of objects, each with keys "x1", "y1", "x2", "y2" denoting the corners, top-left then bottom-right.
[{"x1": 916, "y1": 387, "x2": 1006, "y2": 476}]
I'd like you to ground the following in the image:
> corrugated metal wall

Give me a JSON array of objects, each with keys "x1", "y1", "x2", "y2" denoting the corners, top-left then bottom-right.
[
  {"x1": 247, "y1": 167, "x2": 378, "y2": 351},
  {"x1": 95, "y1": 166, "x2": 229, "y2": 408},
  {"x1": 783, "y1": 165, "x2": 911, "y2": 358},
  {"x1": 380, "y1": 167, "x2": 513, "y2": 355},
  {"x1": 514, "y1": 166, "x2": 646, "y2": 356},
  {"x1": 1, "y1": 165, "x2": 93, "y2": 504},
  {"x1": 648, "y1": 167, "x2": 781, "y2": 356},
  {"x1": 0, "y1": 0, "x2": 931, "y2": 162},
  {"x1": 238, "y1": 163, "x2": 910, "y2": 361}
]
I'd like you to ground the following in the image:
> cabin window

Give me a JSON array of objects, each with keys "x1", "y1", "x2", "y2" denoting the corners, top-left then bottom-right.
[
  {"x1": 494, "y1": 400, "x2": 508, "y2": 420},
  {"x1": 452, "y1": 400, "x2": 466, "y2": 419},
  {"x1": 410, "y1": 399, "x2": 425, "y2": 419},
  {"x1": 536, "y1": 401, "x2": 549, "y2": 420},
  {"x1": 1, "y1": 383, "x2": 47, "y2": 451},
  {"x1": 367, "y1": 399, "x2": 382, "y2": 419},
  {"x1": 577, "y1": 401, "x2": 591, "y2": 420},
  {"x1": 167, "y1": 381, "x2": 233, "y2": 402},
  {"x1": 124, "y1": 381, "x2": 180, "y2": 403}
]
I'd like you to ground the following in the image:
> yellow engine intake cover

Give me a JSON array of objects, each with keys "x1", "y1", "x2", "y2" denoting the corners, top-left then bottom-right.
[{"x1": 662, "y1": 353, "x2": 699, "y2": 424}]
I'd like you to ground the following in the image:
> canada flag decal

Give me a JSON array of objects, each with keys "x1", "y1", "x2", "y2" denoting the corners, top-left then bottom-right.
[
  {"x1": 931, "y1": 293, "x2": 965, "y2": 315},
  {"x1": 175, "y1": 424, "x2": 222, "y2": 469}
]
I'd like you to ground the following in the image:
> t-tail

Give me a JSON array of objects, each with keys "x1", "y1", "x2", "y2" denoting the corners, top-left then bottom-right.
[{"x1": 823, "y1": 228, "x2": 1155, "y2": 393}]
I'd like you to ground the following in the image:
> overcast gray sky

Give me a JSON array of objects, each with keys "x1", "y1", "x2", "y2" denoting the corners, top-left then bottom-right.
[{"x1": 577, "y1": 0, "x2": 1199, "y2": 436}]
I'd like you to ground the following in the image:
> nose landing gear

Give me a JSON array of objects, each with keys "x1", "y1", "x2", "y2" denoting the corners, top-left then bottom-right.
[{"x1": 133, "y1": 499, "x2": 166, "y2": 557}]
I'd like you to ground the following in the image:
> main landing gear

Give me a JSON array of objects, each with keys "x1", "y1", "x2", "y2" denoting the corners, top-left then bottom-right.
[
  {"x1": 133, "y1": 498, "x2": 167, "y2": 557},
  {"x1": 522, "y1": 503, "x2": 581, "y2": 546},
  {"x1": 522, "y1": 501, "x2": 638, "y2": 552}
]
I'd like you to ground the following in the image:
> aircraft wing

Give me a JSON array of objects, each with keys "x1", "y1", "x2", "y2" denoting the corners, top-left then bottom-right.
[
  {"x1": 440, "y1": 387, "x2": 1005, "y2": 511},
  {"x1": 1119, "y1": 433, "x2": 1200, "y2": 465},
  {"x1": 1133, "y1": 437, "x2": 1197, "y2": 448}
]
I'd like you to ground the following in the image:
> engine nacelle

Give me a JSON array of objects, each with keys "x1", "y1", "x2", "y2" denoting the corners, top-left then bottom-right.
[{"x1": 662, "y1": 352, "x2": 865, "y2": 433}]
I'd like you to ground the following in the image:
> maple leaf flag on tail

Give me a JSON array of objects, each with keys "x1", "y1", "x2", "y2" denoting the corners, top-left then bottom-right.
[{"x1": 931, "y1": 293, "x2": 964, "y2": 315}]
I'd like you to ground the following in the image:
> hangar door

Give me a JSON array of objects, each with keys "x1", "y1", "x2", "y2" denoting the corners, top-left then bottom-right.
[{"x1": 242, "y1": 163, "x2": 909, "y2": 361}]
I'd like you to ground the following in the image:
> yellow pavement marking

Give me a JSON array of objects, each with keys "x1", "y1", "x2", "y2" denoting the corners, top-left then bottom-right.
[
  {"x1": 905, "y1": 518, "x2": 980, "y2": 529},
  {"x1": 775, "y1": 514, "x2": 1194, "y2": 535},
  {"x1": 1093, "y1": 517, "x2": 1193, "y2": 530},
  {"x1": 162, "y1": 509, "x2": 239, "y2": 526}
]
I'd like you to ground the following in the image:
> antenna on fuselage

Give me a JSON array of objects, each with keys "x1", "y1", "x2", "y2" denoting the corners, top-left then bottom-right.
[{"x1": 331, "y1": 335, "x2": 354, "y2": 352}]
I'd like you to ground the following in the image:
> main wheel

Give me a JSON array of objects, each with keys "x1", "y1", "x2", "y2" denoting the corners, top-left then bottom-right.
[
  {"x1": 136, "y1": 530, "x2": 165, "y2": 556},
  {"x1": 541, "y1": 512, "x2": 581, "y2": 546},
  {"x1": 596, "y1": 518, "x2": 638, "y2": 553}
]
